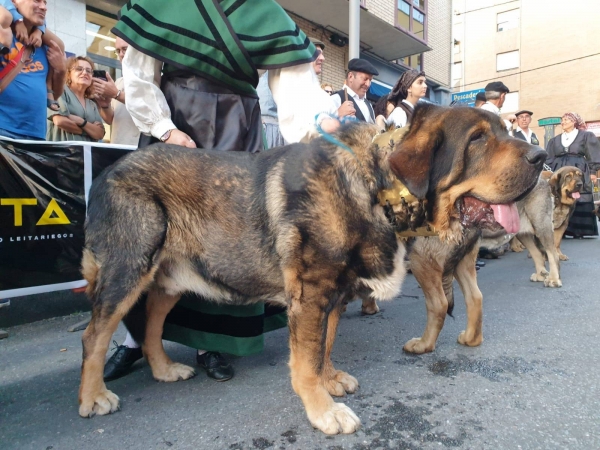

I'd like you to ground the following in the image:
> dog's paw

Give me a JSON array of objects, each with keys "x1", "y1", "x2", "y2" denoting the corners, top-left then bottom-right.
[
  {"x1": 361, "y1": 300, "x2": 380, "y2": 316},
  {"x1": 530, "y1": 270, "x2": 549, "y2": 282},
  {"x1": 324, "y1": 370, "x2": 359, "y2": 397},
  {"x1": 457, "y1": 330, "x2": 483, "y2": 347},
  {"x1": 79, "y1": 390, "x2": 120, "y2": 418},
  {"x1": 153, "y1": 363, "x2": 196, "y2": 382},
  {"x1": 403, "y1": 337, "x2": 435, "y2": 354},
  {"x1": 309, "y1": 403, "x2": 361, "y2": 435},
  {"x1": 558, "y1": 254, "x2": 569, "y2": 261},
  {"x1": 544, "y1": 278, "x2": 562, "y2": 288}
]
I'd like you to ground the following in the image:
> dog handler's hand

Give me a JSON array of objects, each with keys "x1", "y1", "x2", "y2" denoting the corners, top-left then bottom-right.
[
  {"x1": 166, "y1": 129, "x2": 197, "y2": 148},
  {"x1": 337, "y1": 101, "x2": 356, "y2": 118},
  {"x1": 320, "y1": 118, "x2": 341, "y2": 133}
]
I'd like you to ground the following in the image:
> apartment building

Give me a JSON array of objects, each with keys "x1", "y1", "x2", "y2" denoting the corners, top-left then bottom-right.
[
  {"x1": 452, "y1": 0, "x2": 600, "y2": 144},
  {"x1": 46, "y1": 0, "x2": 452, "y2": 126}
]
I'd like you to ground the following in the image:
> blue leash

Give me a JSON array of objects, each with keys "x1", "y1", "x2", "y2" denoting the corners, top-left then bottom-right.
[{"x1": 315, "y1": 114, "x2": 357, "y2": 156}]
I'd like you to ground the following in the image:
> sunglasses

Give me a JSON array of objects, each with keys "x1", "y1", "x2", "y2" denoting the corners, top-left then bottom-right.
[
  {"x1": 72, "y1": 66, "x2": 93, "y2": 74},
  {"x1": 324, "y1": 90, "x2": 333, "y2": 95}
]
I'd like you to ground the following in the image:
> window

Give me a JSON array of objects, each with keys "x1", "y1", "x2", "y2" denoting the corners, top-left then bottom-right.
[
  {"x1": 397, "y1": 53, "x2": 422, "y2": 71},
  {"x1": 396, "y1": 0, "x2": 427, "y2": 42},
  {"x1": 497, "y1": 50, "x2": 519, "y2": 71},
  {"x1": 502, "y1": 91, "x2": 519, "y2": 113},
  {"x1": 453, "y1": 39, "x2": 460, "y2": 54},
  {"x1": 497, "y1": 9, "x2": 519, "y2": 32},
  {"x1": 452, "y1": 62, "x2": 462, "y2": 82}
]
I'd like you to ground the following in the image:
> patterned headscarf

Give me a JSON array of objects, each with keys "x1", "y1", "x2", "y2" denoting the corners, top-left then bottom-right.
[
  {"x1": 562, "y1": 112, "x2": 587, "y2": 131},
  {"x1": 389, "y1": 69, "x2": 426, "y2": 105}
]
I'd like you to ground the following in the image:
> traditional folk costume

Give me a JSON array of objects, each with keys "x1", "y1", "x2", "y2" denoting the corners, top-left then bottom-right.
[
  {"x1": 546, "y1": 122, "x2": 600, "y2": 238},
  {"x1": 112, "y1": 0, "x2": 330, "y2": 355}
]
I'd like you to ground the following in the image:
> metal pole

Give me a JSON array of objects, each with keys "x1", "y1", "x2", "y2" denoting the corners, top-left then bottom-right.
[{"x1": 349, "y1": 0, "x2": 360, "y2": 59}]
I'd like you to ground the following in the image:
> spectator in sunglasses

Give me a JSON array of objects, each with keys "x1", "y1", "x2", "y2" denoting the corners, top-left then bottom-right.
[{"x1": 321, "y1": 83, "x2": 334, "y2": 95}]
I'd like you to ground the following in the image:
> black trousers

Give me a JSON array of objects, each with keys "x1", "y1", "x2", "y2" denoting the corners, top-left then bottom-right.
[{"x1": 139, "y1": 72, "x2": 262, "y2": 153}]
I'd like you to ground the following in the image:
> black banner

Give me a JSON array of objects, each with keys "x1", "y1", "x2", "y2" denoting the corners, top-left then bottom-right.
[{"x1": 0, "y1": 138, "x2": 133, "y2": 298}]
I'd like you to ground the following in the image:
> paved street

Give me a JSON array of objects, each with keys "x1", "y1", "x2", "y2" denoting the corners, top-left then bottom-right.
[{"x1": 1, "y1": 238, "x2": 599, "y2": 450}]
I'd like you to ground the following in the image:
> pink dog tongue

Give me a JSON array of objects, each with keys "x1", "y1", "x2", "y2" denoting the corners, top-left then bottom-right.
[
  {"x1": 491, "y1": 203, "x2": 520, "y2": 233},
  {"x1": 572, "y1": 192, "x2": 581, "y2": 199}
]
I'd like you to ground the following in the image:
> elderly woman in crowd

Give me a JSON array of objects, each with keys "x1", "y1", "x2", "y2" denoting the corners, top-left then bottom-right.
[
  {"x1": 384, "y1": 69, "x2": 428, "y2": 128},
  {"x1": 546, "y1": 112, "x2": 600, "y2": 237},
  {"x1": 47, "y1": 56, "x2": 105, "y2": 142}
]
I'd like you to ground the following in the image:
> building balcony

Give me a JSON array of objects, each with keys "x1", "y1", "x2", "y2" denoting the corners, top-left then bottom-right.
[{"x1": 277, "y1": 0, "x2": 430, "y2": 60}]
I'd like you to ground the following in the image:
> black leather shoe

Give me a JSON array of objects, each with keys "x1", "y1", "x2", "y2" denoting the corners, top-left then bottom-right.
[
  {"x1": 104, "y1": 342, "x2": 143, "y2": 381},
  {"x1": 196, "y1": 351, "x2": 234, "y2": 382},
  {"x1": 475, "y1": 259, "x2": 486, "y2": 268}
]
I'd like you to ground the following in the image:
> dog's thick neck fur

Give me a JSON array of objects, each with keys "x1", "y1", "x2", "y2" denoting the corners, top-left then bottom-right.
[{"x1": 314, "y1": 123, "x2": 397, "y2": 203}]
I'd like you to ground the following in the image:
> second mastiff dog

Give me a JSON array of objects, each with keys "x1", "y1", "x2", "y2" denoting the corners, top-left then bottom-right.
[{"x1": 78, "y1": 104, "x2": 545, "y2": 435}]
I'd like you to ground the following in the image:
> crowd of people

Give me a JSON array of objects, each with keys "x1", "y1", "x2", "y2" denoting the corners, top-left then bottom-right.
[{"x1": 1, "y1": 0, "x2": 599, "y2": 381}]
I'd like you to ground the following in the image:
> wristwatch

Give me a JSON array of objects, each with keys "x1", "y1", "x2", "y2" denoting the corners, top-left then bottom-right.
[
  {"x1": 159, "y1": 129, "x2": 173, "y2": 142},
  {"x1": 114, "y1": 89, "x2": 122, "y2": 100}
]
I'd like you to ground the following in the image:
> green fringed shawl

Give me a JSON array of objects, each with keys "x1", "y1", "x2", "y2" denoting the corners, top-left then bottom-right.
[{"x1": 113, "y1": 0, "x2": 317, "y2": 96}]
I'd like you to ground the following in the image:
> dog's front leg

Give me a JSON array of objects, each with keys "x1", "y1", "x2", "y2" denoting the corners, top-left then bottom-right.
[
  {"x1": 359, "y1": 293, "x2": 380, "y2": 315},
  {"x1": 144, "y1": 287, "x2": 196, "y2": 382},
  {"x1": 322, "y1": 303, "x2": 358, "y2": 397},
  {"x1": 554, "y1": 224, "x2": 569, "y2": 261},
  {"x1": 454, "y1": 244, "x2": 483, "y2": 347},
  {"x1": 288, "y1": 285, "x2": 360, "y2": 435},
  {"x1": 404, "y1": 256, "x2": 446, "y2": 354}
]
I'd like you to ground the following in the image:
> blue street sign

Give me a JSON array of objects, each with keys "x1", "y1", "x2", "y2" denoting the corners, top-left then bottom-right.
[{"x1": 451, "y1": 89, "x2": 485, "y2": 107}]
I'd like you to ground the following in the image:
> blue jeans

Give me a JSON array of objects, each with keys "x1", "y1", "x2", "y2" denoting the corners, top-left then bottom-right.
[{"x1": 0, "y1": 128, "x2": 44, "y2": 141}]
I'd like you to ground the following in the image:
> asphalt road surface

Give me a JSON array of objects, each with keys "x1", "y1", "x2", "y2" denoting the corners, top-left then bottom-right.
[{"x1": 1, "y1": 238, "x2": 599, "y2": 450}]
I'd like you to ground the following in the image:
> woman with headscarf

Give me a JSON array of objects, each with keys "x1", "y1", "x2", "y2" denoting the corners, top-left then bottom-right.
[
  {"x1": 545, "y1": 112, "x2": 600, "y2": 237},
  {"x1": 385, "y1": 69, "x2": 427, "y2": 128}
]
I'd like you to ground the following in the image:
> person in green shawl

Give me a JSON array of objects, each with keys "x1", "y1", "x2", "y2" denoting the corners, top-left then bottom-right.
[{"x1": 104, "y1": 0, "x2": 340, "y2": 383}]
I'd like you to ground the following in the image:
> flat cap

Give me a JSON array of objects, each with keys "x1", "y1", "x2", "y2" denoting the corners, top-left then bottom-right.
[
  {"x1": 309, "y1": 37, "x2": 325, "y2": 49},
  {"x1": 475, "y1": 91, "x2": 487, "y2": 102},
  {"x1": 347, "y1": 58, "x2": 379, "y2": 76},
  {"x1": 485, "y1": 81, "x2": 509, "y2": 93},
  {"x1": 514, "y1": 109, "x2": 533, "y2": 117}
]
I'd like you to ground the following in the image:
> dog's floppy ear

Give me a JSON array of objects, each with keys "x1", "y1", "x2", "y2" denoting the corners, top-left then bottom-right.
[
  {"x1": 548, "y1": 171, "x2": 562, "y2": 199},
  {"x1": 388, "y1": 104, "x2": 441, "y2": 199}
]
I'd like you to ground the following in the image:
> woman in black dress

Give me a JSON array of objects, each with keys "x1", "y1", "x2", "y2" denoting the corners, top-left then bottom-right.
[{"x1": 545, "y1": 112, "x2": 600, "y2": 237}]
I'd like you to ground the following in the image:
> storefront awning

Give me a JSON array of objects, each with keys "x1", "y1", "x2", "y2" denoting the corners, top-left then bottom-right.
[
  {"x1": 277, "y1": 0, "x2": 431, "y2": 60},
  {"x1": 369, "y1": 80, "x2": 392, "y2": 98}
]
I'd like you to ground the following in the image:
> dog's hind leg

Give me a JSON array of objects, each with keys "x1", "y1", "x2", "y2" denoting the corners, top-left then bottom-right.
[
  {"x1": 518, "y1": 233, "x2": 550, "y2": 282},
  {"x1": 144, "y1": 287, "x2": 196, "y2": 382},
  {"x1": 288, "y1": 283, "x2": 360, "y2": 435},
  {"x1": 454, "y1": 244, "x2": 483, "y2": 347},
  {"x1": 79, "y1": 265, "x2": 158, "y2": 418},
  {"x1": 403, "y1": 256, "x2": 446, "y2": 354},
  {"x1": 322, "y1": 303, "x2": 358, "y2": 397}
]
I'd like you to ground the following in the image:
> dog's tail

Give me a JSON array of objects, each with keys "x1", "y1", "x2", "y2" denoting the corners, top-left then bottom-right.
[{"x1": 442, "y1": 274, "x2": 455, "y2": 317}]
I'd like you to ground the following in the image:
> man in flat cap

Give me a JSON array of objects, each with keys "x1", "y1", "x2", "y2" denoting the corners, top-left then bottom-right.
[
  {"x1": 480, "y1": 81, "x2": 513, "y2": 131},
  {"x1": 513, "y1": 110, "x2": 540, "y2": 145},
  {"x1": 474, "y1": 91, "x2": 487, "y2": 108},
  {"x1": 480, "y1": 81, "x2": 509, "y2": 115},
  {"x1": 331, "y1": 58, "x2": 379, "y2": 123}
]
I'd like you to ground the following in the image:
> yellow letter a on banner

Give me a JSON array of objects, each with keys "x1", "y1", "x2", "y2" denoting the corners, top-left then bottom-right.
[{"x1": 36, "y1": 198, "x2": 71, "y2": 225}]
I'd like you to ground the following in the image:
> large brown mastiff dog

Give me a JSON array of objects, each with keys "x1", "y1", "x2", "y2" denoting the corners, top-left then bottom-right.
[{"x1": 78, "y1": 104, "x2": 545, "y2": 434}]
